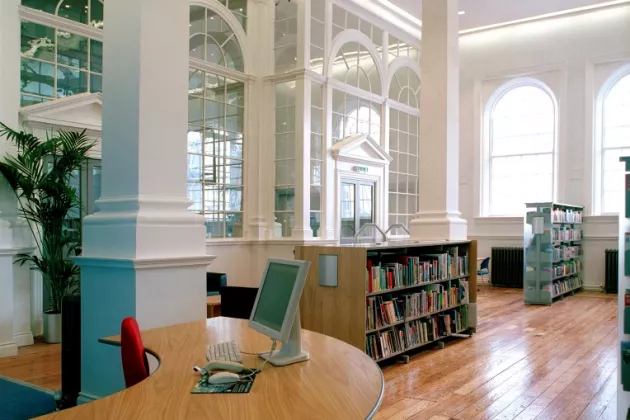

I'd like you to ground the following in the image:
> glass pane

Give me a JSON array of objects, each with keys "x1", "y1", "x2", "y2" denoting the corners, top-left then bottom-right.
[
  {"x1": 21, "y1": 59, "x2": 55, "y2": 97},
  {"x1": 90, "y1": 0, "x2": 104, "y2": 28},
  {"x1": 92, "y1": 165, "x2": 102, "y2": 211},
  {"x1": 341, "y1": 183, "x2": 356, "y2": 238},
  {"x1": 205, "y1": 213, "x2": 225, "y2": 238},
  {"x1": 56, "y1": 66, "x2": 88, "y2": 97},
  {"x1": 56, "y1": 0, "x2": 89, "y2": 24},
  {"x1": 188, "y1": 96, "x2": 203, "y2": 125},
  {"x1": 20, "y1": 94, "x2": 47, "y2": 107},
  {"x1": 89, "y1": 74, "x2": 102, "y2": 93},
  {"x1": 22, "y1": 0, "x2": 56, "y2": 14},
  {"x1": 226, "y1": 212, "x2": 243, "y2": 238},
  {"x1": 274, "y1": 212, "x2": 294, "y2": 238},
  {"x1": 311, "y1": 186, "x2": 322, "y2": 211},
  {"x1": 21, "y1": 22, "x2": 55, "y2": 62},
  {"x1": 187, "y1": 182, "x2": 203, "y2": 211},
  {"x1": 310, "y1": 212, "x2": 321, "y2": 238},
  {"x1": 359, "y1": 184, "x2": 374, "y2": 227},
  {"x1": 187, "y1": 126, "x2": 203, "y2": 154},
  {"x1": 275, "y1": 187, "x2": 295, "y2": 211},
  {"x1": 57, "y1": 32, "x2": 88, "y2": 69}
]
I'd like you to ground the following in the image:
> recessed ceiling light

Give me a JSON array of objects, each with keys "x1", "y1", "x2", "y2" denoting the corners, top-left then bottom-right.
[
  {"x1": 65, "y1": 4, "x2": 70, "y2": 8},
  {"x1": 458, "y1": 10, "x2": 466, "y2": 15}
]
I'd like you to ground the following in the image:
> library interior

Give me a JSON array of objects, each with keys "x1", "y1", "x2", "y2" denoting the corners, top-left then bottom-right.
[{"x1": 0, "y1": 0, "x2": 629, "y2": 418}]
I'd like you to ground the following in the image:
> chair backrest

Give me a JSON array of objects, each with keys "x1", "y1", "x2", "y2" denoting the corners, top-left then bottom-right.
[
  {"x1": 207, "y1": 272, "x2": 227, "y2": 296},
  {"x1": 120, "y1": 317, "x2": 149, "y2": 388},
  {"x1": 480, "y1": 257, "x2": 491, "y2": 270},
  {"x1": 220, "y1": 286, "x2": 259, "y2": 319}
]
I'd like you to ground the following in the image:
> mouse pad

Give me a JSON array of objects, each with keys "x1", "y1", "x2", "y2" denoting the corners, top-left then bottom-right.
[{"x1": 191, "y1": 370, "x2": 257, "y2": 394}]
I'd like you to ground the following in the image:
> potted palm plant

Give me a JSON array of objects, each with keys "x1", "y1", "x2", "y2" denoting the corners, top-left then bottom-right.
[{"x1": 0, "y1": 123, "x2": 94, "y2": 343}]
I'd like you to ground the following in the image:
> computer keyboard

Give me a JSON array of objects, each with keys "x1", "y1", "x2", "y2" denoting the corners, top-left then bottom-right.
[{"x1": 206, "y1": 340, "x2": 243, "y2": 363}]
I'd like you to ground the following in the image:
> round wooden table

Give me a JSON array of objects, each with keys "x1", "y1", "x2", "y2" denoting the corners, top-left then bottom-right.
[{"x1": 38, "y1": 317, "x2": 384, "y2": 419}]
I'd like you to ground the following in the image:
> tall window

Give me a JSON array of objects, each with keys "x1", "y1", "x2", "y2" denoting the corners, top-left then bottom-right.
[
  {"x1": 20, "y1": 21, "x2": 103, "y2": 106},
  {"x1": 388, "y1": 67, "x2": 420, "y2": 228},
  {"x1": 187, "y1": 6, "x2": 245, "y2": 238},
  {"x1": 486, "y1": 83, "x2": 556, "y2": 216},
  {"x1": 599, "y1": 73, "x2": 630, "y2": 214},
  {"x1": 22, "y1": 0, "x2": 104, "y2": 28}
]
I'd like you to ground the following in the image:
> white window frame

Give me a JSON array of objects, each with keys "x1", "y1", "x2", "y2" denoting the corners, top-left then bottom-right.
[
  {"x1": 481, "y1": 78, "x2": 559, "y2": 217},
  {"x1": 593, "y1": 64, "x2": 630, "y2": 216}
]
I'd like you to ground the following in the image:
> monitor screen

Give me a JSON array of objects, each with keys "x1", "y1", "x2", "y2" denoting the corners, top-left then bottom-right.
[{"x1": 251, "y1": 262, "x2": 300, "y2": 333}]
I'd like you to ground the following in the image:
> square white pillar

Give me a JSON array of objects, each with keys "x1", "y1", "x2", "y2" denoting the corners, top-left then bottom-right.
[
  {"x1": 0, "y1": 0, "x2": 25, "y2": 358},
  {"x1": 410, "y1": 0, "x2": 467, "y2": 241},
  {"x1": 77, "y1": 0, "x2": 213, "y2": 402}
]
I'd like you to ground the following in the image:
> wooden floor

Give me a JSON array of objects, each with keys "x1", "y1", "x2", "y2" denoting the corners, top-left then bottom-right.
[
  {"x1": 0, "y1": 288, "x2": 618, "y2": 419},
  {"x1": 377, "y1": 288, "x2": 618, "y2": 420}
]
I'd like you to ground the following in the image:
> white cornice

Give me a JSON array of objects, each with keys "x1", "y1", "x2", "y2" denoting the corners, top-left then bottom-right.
[
  {"x1": 74, "y1": 255, "x2": 216, "y2": 270},
  {"x1": 459, "y1": 0, "x2": 630, "y2": 36}
]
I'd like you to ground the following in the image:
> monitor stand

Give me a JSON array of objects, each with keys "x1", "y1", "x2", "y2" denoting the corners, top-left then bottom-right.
[{"x1": 259, "y1": 311, "x2": 310, "y2": 366}]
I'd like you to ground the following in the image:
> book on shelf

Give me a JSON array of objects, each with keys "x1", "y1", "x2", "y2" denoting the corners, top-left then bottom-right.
[
  {"x1": 365, "y1": 249, "x2": 469, "y2": 293},
  {"x1": 404, "y1": 284, "x2": 460, "y2": 319},
  {"x1": 366, "y1": 295, "x2": 404, "y2": 331},
  {"x1": 366, "y1": 307, "x2": 469, "y2": 360}
]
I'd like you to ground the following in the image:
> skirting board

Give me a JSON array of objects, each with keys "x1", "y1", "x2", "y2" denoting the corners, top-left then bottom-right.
[
  {"x1": 14, "y1": 332, "x2": 34, "y2": 347},
  {"x1": 0, "y1": 341, "x2": 18, "y2": 358}
]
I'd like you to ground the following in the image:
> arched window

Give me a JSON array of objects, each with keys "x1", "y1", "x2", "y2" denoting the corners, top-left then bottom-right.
[
  {"x1": 22, "y1": 0, "x2": 104, "y2": 28},
  {"x1": 187, "y1": 5, "x2": 245, "y2": 238},
  {"x1": 485, "y1": 82, "x2": 556, "y2": 216},
  {"x1": 388, "y1": 66, "x2": 420, "y2": 228},
  {"x1": 599, "y1": 72, "x2": 630, "y2": 214},
  {"x1": 331, "y1": 42, "x2": 381, "y2": 95}
]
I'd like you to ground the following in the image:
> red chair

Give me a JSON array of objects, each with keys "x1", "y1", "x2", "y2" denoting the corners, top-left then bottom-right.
[{"x1": 120, "y1": 317, "x2": 149, "y2": 388}]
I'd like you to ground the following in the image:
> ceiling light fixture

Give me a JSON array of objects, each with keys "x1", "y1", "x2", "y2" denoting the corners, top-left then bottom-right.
[{"x1": 458, "y1": 11, "x2": 466, "y2": 15}]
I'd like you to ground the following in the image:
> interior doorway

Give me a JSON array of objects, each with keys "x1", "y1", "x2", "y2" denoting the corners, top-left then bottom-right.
[{"x1": 340, "y1": 179, "x2": 375, "y2": 244}]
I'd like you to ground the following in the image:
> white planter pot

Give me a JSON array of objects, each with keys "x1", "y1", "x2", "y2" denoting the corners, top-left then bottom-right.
[{"x1": 44, "y1": 311, "x2": 62, "y2": 343}]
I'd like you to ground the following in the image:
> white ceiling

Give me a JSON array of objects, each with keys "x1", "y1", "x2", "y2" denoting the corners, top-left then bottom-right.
[{"x1": 388, "y1": 0, "x2": 621, "y2": 31}]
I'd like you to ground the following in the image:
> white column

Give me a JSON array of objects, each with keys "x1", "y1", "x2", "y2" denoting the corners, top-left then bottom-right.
[
  {"x1": 0, "y1": 0, "x2": 22, "y2": 358},
  {"x1": 77, "y1": 0, "x2": 213, "y2": 402},
  {"x1": 246, "y1": 0, "x2": 274, "y2": 239},
  {"x1": 409, "y1": 0, "x2": 467, "y2": 240},
  {"x1": 292, "y1": 76, "x2": 313, "y2": 239},
  {"x1": 290, "y1": 0, "x2": 313, "y2": 240}
]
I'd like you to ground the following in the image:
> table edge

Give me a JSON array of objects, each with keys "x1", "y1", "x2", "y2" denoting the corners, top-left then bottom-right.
[{"x1": 98, "y1": 320, "x2": 384, "y2": 419}]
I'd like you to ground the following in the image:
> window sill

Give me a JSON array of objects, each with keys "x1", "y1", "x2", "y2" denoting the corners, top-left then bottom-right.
[{"x1": 474, "y1": 216, "x2": 522, "y2": 224}]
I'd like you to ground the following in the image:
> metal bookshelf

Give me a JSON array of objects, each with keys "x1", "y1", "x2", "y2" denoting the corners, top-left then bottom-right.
[{"x1": 524, "y1": 202, "x2": 584, "y2": 305}]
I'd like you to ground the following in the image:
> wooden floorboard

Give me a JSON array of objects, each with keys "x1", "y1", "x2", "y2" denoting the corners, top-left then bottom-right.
[
  {"x1": 378, "y1": 288, "x2": 618, "y2": 420},
  {"x1": 0, "y1": 288, "x2": 619, "y2": 420}
]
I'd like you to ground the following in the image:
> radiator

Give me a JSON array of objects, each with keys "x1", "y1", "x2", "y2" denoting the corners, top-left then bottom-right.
[
  {"x1": 491, "y1": 247, "x2": 524, "y2": 288},
  {"x1": 604, "y1": 249, "x2": 618, "y2": 294}
]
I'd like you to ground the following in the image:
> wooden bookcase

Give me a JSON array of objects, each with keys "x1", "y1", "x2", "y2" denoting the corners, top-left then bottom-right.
[{"x1": 295, "y1": 240, "x2": 478, "y2": 362}]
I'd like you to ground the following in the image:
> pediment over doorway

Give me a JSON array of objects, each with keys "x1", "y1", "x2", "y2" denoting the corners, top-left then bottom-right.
[
  {"x1": 330, "y1": 134, "x2": 392, "y2": 166},
  {"x1": 19, "y1": 92, "x2": 103, "y2": 134}
]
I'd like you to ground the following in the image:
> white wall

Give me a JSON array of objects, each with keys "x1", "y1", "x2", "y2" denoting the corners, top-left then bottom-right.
[
  {"x1": 458, "y1": 4, "x2": 630, "y2": 290},
  {"x1": 206, "y1": 242, "x2": 297, "y2": 287}
]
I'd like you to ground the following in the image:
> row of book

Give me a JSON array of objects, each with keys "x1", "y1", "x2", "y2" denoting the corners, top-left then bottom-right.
[
  {"x1": 552, "y1": 208, "x2": 582, "y2": 224},
  {"x1": 366, "y1": 295, "x2": 403, "y2": 330},
  {"x1": 404, "y1": 285, "x2": 462, "y2": 319},
  {"x1": 366, "y1": 308, "x2": 468, "y2": 361},
  {"x1": 366, "y1": 281, "x2": 470, "y2": 331},
  {"x1": 550, "y1": 260, "x2": 582, "y2": 279},
  {"x1": 552, "y1": 276, "x2": 582, "y2": 297},
  {"x1": 366, "y1": 327, "x2": 405, "y2": 361},
  {"x1": 551, "y1": 245, "x2": 582, "y2": 261},
  {"x1": 552, "y1": 227, "x2": 583, "y2": 242},
  {"x1": 365, "y1": 249, "x2": 469, "y2": 293}
]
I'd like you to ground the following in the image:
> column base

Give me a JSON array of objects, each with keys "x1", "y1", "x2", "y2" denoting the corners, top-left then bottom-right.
[
  {"x1": 409, "y1": 211, "x2": 468, "y2": 241},
  {"x1": 0, "y1": 341, "x2": 18, "y2": 358},
  {"x1": 13, "y1": 332, "x2": 33, "y2": 347}
]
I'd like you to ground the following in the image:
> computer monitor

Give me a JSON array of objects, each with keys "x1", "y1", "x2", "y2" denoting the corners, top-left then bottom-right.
[{"x1": 248, "y1": 258, "x2": 310, "y2": 366}]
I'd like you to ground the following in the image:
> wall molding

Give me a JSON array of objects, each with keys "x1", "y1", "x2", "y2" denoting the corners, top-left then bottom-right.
[{"x1": 74, "y1": 255, "x2": 216, "y2": 270}]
